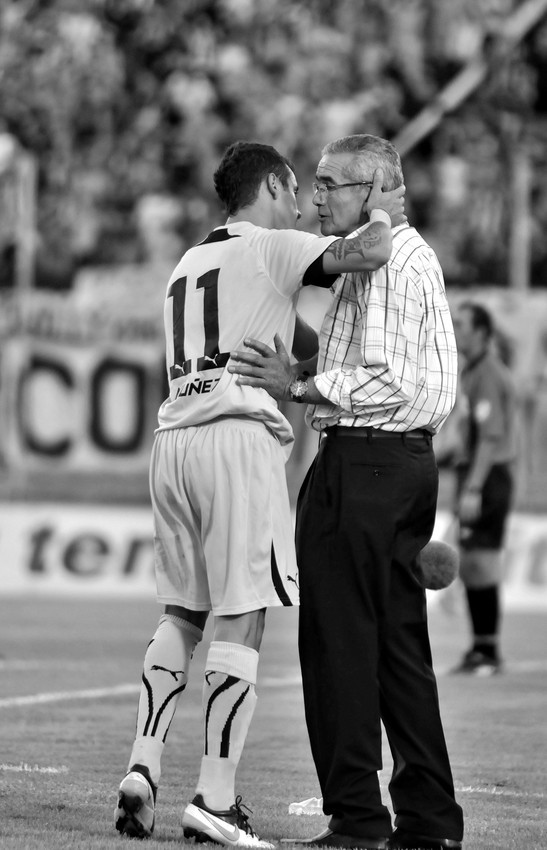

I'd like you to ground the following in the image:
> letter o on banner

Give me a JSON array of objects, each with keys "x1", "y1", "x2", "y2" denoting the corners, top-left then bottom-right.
[{"x1": 90, "y1": 358, "x2": 146, "y2": 453}]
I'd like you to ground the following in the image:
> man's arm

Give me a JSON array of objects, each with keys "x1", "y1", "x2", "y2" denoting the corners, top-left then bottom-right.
[
  {"x1": 458, "y1": 378, "x2": 509, "y2": 523},
  {"x1": 228, "y1": 336, "x2": 327, "y2": 403},
  {"x1": 230, "y1": 268, "x2": 421, "y2": 410},
  {"x1": 292, "y1": 313, "x2": 318, "y2": 361},
  {"x1": 458, "y1": 437, "x2": 498, "y2": 524},
  {"x1": 321, "y1": 168, "x2": 405, "y2": 275}
]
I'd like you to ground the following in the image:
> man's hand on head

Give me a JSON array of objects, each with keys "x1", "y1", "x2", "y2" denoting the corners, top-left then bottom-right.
[
  {"x1": 228, "y1": 335, "x2": 293, "y2": 401},
  {"x1": 366, "y1": 167, "x2": 406, "y2": 226}
]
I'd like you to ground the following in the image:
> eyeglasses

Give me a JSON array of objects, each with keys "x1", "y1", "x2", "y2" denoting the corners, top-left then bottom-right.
[{"x1": 312, "y1": 181, "x2": 373, "y2": 198}]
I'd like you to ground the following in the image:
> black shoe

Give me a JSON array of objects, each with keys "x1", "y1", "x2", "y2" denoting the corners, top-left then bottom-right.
[
  {"x1": 451, "y1": 648, "x2": 501, "y2": 677},
  {"x1": 388, "y1": 828, "x2": 462, "y2": 849},
  {"x1": 281, "y1": 827, "x2": 389, "y2": 849}
]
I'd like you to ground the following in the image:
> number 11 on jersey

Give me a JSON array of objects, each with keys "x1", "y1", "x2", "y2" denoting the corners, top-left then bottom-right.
[{"x1": 167, "y1": 268, "x2": 230, "y2": 380}]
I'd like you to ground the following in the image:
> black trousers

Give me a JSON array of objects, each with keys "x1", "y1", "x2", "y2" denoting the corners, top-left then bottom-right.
[{"x1": 295, "y1": 430, "x2": 464, "y2": 840}]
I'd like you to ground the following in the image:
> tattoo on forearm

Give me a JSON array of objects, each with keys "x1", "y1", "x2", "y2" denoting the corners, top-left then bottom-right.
[{"x1": 328, "y1": 223, "x2": 382, "y2": 262}]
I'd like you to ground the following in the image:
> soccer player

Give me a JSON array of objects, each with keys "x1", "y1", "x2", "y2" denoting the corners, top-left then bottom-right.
[
  {"x1": 114, "y1": 140, "x2": 404, "y2": 846},
  {"x1": 451, "y1": 301, "x2": 516, "y2": 675}
]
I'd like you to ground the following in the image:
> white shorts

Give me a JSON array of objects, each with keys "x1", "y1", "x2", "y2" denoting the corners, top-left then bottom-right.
[{"x1": 150, "y1": 419, "x2": 299, "y2": 615}]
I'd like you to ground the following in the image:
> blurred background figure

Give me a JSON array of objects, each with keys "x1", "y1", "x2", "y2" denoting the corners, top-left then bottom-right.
[{"x1": 451, "y1": 301, "x2": 517, "y2": 675}]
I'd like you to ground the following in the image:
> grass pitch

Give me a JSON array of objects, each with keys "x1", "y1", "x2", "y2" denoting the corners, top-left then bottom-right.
[{"x1": 0, "y1": 594, "x2": 546, "y2": 849}]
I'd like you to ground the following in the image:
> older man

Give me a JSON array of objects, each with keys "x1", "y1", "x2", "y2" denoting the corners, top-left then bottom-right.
[{"x1": 229, "y1": 134, "x2": 464, "y2": 850}]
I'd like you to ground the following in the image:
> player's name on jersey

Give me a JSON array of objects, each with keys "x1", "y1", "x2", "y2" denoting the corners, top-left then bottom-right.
[
  {"x1": 170, "y1": 352, "x2": 230, "y2": 380},
  {"x1": 175, "y1": 376, "x2": 221, "y2": 398}
]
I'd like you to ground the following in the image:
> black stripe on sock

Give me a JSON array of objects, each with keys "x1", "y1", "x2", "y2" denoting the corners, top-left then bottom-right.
[
  {"x1": 204, "y1": 674, "x2": 239, "y2": 755},
  {"x1": 141, "y1": 673, "x2": 154, "y2": 736},
  {"x1": 220, "y1": 686, "x2": 250, "y2": 758},
  {"x1": 150, "y1": 683, "x2": 187, "y2": 736}
]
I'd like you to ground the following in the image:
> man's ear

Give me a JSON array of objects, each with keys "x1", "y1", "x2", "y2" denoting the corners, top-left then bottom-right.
[{"x1": 266, "y1": 172, "x2": 278, "y2": 199}]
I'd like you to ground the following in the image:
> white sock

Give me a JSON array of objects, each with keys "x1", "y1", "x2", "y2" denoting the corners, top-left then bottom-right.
[
  {"x1": 195, "y1": 641, "x2": 258, "y2": 810},
  {"x1": 128, "y1": 614, "x2": 202, "y2": 786}
]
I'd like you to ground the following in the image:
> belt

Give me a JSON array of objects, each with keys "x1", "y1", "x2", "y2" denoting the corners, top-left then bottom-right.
[{"x1": 325, "y1": 426, "x2": 432, "y2": 442}]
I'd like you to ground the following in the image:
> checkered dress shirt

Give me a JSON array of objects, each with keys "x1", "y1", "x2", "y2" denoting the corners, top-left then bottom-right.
[{"x1": 307, "y1": 224, "x2": 458, "y2": 434}]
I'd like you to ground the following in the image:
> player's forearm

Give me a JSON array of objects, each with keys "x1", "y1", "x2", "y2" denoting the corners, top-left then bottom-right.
[
  {"x1": 322, "y1": 210, "x2": 393, "y2": 274},
  {"x1": 292, "y1": 314, "x2": 318, "y2": 361}
]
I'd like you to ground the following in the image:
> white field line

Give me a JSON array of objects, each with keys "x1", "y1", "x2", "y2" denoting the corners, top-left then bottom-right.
[
  {"x1": 1, "y1": 658, "x2": 546, "y2": 708},
  {"x1": 0, "y1": 762, "x2": 68, "y2": 774},
  {"x1": 0, "y1": 672, "x2": 302, "y2": 710},
  {"x1": 0, "y1": 683, "x2": 140, "y2": 709},
  {"x1": 0, "y1": 659, "x2": 81, "y2": 671},
  {"x1": 455, "y1": 785, "x2": 547, "y2": 800}
]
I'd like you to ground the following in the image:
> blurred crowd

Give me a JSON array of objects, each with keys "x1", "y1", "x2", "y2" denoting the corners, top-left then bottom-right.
[{"x1": 0, "y1": 0, "x2": 547, "y2": 291}]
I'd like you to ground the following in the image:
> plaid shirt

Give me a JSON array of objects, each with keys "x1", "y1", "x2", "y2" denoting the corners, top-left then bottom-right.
[{"x1": 307, "y1": 225, "x2": 458, "y2": 433}]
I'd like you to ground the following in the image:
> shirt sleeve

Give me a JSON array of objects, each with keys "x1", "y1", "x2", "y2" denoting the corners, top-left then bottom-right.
[
  {"x1": 255, "y1": 228, "x2": 338, "y2": 297},
  {"x1": 302, "y1": 254, "x2": 339, "y2": 289},
  {"x1": 314, "y1": 266, "x2": 421, "y2": 414},
  {"x1": 471, "y1": 371, "x2": 506, "y2": 441}
]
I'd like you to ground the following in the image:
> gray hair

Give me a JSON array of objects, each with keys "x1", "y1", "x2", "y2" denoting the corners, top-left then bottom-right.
[{"x1": 322, "y1": 135, "x2": 404, "y2": 190}]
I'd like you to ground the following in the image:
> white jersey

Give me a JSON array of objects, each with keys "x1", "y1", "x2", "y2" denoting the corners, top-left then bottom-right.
[{"x1": 157, "y1": 220, "x2": 337, "y2": 444}]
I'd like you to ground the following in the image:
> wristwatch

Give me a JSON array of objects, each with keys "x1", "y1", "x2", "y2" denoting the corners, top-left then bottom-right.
[{"x1": 289, "y1": 372, "x2": 309, "y2": 403}]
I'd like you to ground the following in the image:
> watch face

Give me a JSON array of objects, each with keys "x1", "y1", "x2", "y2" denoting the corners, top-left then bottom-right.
[{"x1": 290, "y1": 379, "x2": 307, "y2": 398}]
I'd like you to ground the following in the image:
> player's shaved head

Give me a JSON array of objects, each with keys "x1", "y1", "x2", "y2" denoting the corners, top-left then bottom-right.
[{"x1": 214, "y1": 141, "x2": 295, "y2": 215}]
